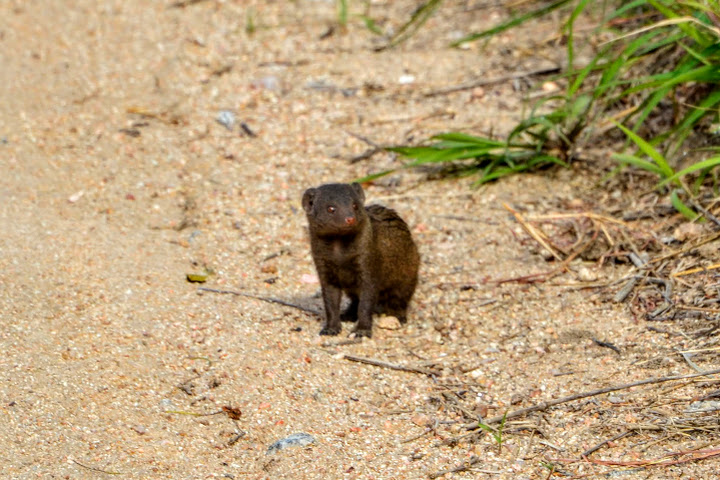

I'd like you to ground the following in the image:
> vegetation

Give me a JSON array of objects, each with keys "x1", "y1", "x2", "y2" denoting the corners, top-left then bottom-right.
[{"x1": 356, "y1": 1, "x2": 720, "y2": 217}]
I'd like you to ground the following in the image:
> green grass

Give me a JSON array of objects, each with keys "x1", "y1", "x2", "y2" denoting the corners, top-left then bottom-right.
[
  {"x1": 477, "y1": 411, "x2": 508, "y2": 453},
  {"x1": 359, "y1": 1, "x2": 720, "y2": 216}
]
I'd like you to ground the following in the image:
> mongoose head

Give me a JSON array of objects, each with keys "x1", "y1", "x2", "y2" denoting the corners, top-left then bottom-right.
[{"x1": 302, "y1": 183, "x2": 367, "y2": 236}]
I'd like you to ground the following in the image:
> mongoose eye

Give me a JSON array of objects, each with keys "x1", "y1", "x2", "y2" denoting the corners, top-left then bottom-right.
[
  {"x1": 352, "y1": 203, "x2": 358, "y2": 210},
  {"x1": 327, "y1": 206, "x2": 336, "y2": 214}
]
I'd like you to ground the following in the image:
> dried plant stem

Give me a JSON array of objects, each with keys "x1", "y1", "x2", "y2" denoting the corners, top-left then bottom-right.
[
  {"x1": 72, "y1": 460, "x2": 121, "y2": 476},
  {"x1": 462, "y1": 367, "x2": 720, "y2": 430},
  {"x1": 424, "y1": 66, "x2": 560, "y2": 97},
  {"x1": 555, "y1": 446, "x2": 720, "y2": 468},
  {"x1": 527, "y1": 211, "x2": 632, "y2": 228},
  {"x1": 504, "y1": 202, "x2": 563, "y2": 261},
  {"x1": 197, "y1": 287, "x2": 320, "y2": 315},
  {"x1": 671, "y1": 263, "x2": 720, "y2": 278},
  {"x1": 650, "y1": 231, "x2": 720, "y2": 264},
  {"x1": 428, "y1": 455, "x2": 483, "y2": 479},
  {"x1": 581, "y1": 430, "x2": 634, "y2": 457},
  {"x1": 343, "y1": 354, "x2": 437, "y2": 376}
]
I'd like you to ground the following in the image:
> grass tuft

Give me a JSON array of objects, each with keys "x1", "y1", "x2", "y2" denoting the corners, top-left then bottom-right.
[{"x1": 362, "y1": 1, "x2": 720, "y2": 216}]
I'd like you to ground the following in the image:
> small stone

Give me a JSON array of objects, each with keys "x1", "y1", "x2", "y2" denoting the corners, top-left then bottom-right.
[
  {"x1": 132, "y1": 425, "x2": 147, "y2": 435},
  {"x1": 672, "y1": 222, "x2": 704, "y2": 242},
  {"x1": 468, "y1": 368, "x2": 484, "y2": 379},
  {"x1": 68, "y1": 190, "x2": 84, "y2": 203},
  {"x1": 686, "y1": 400, "x2": 720, "y2": 413},
  {"x1": 411, "y1": 414, "x2": 432, "y2": 427},
  {"x1": 542, "y1": 81, "x2": 559, "y2": 92},
  {"x1": 376, "y1": 315, "x2": 401, "y2": 330},
  {"x1": 301, "y1": 273, "x2": 319, "y2": 284},
  {"x1": 576, "y1": 266, "x2": 597, "y2": 282},
  {"x1": 216, "y1": 110, "x2": 235, "y2": 131},
  {"x1": 266, "y1": 432, "x2": 316, "y2": 455},
  {"x1": 257, "y1": 75, "x2": 280, "y2": 91},
  {"x1": 261, "y1": 264, "x2": 278, "y2": 274},
  {"x1": 540, "y1": 249, "x2": 555, "y2": 261}
]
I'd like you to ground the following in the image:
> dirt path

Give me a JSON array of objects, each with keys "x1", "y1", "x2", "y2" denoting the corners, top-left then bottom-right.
[{"x1": 2, "y1": 1, "x2": 718, "y2": 479}]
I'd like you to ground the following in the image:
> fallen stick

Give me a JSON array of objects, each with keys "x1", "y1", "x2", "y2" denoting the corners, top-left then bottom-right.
[
  {"x1": 462, "y1": 367, "x2": 720, "y2": 429},
  {"x1": 650, "y1": 231, "x2": 720, "y2": 264},
  {"x1": 671, "y1": 262, "x2": 720, "y2": 278},
  {"x1": 555, "y1": 446, "x2": 720, "y2": 468},
  {"x1": 424, "y1": 66, "x2": 560, "y2": 97},
  {"x1": 503, "y1": 202, "x2": 563, "y2": 261},
  {"x1": 690, "y1": 200, "x2": 720, "y2": 229},
  {"x1": 72, "y1": 460, "x2": 121, "y2": 476},
  {"x1": 428, "y1": 455, "x2": 483, "y2": 479},
  {"x1": 197, "y1": 287, "x2": 320, "y2": 315},
  {"x1": 343, "y1": 354, "x2": 437, "y2": 376},
  {"x1": 581, "y1": 430, "x2": 634, "y2": 458}
]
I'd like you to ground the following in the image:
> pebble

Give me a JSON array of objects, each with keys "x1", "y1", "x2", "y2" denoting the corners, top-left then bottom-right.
[
  {"x1": 216, "y1": 110, "x2": 236, "y2": 131},
  {"x1": 267, "y1": 432, "x2": 316, "y2": 455},
  {"x1": 301, "y1": 273, "x2": 319, "y2": 284},
  {"x1": 257, "y1": 75, "x2": 280, "y2": 91},
  {"x1": 686, "y1": 400, "x2": 720, "y2": 413},
  {"x1": 68, "y1": 190, "x2": 84, "y2": 203},
  {"x1": 132, "y1": 425, "x2": 148, "y2": 435},
  {"x1": 542, "y1": 81, "x2": 559, "y2": 92},
  {"x1": 673, "y1": 222, "x2": 704, "y2": 242},
  {"x1": 576, "y1": 266, "x2": 597, "y2": 282},
  {"x1": 376, "y1": 315, "x2": 401, "y2": 330}
]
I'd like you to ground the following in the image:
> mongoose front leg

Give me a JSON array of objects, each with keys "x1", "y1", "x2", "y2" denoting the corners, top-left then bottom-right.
[
  {"x1": 353, "y1": 285, "x2": 376, "y2": 338},
  {"x1": 319, "y1": 283, "x2": 343, "y2": 336}
]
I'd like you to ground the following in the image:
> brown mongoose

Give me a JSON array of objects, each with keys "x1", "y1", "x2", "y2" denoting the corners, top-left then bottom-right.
[{"x1": 302, "y1": 182, "x2": 419, "y2": 338}]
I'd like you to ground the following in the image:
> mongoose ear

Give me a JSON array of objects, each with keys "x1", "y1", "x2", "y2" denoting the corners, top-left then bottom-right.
[
  {"x1": 302, "y1": 188, "x2": 317, "y2": 213},
  {"x1": 350, "y1": 182, "x2": 365, "y2": 203}
]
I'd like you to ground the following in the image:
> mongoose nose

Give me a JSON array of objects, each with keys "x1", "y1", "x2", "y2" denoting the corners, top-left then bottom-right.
[{"x1": 345, "y1": 216, "x2": 356, "y2": 226}]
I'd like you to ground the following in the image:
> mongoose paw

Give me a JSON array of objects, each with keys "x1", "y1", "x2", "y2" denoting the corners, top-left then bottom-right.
[
  {"x1": 319, "y1": 325, "x2": 342, "y2": 336},
  {"x1": 350, "y1": 327, "x2": 373, "y2": 338}
]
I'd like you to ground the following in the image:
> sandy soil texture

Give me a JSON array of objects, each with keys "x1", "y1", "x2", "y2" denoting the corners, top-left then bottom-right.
[{"x1": 2, "y1": 1, "x2": 719, "y2": 479}]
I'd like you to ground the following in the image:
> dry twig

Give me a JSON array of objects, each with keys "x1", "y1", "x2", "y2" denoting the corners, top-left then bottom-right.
[
  {"x1": 424, "y1": 66, "x2": 560, "y2": 97},
  {"x1": 581, "y1": 431, "x2": 634, "y2": 457},
  {"x1": 343, "y1": 354, "x2": 437, "y2": 376},
  {"x1": 555, "y1": 446, "x2": 720, "y2": 468},
  {"x1": 197, "y1": 287, "x2": 320, "y2": 315},
  {"x1": 462, "y1": 368, "x2": 720, "y2": 430},
  {"x1": 428, "y1": 455, "x2": 484, "y2": 479},
  {"x1": 72, "y1": 460, "x2": 121, "y2": 476},
  {"x1": 504, "y1": 203, "x2": 562, "y2": 261}
]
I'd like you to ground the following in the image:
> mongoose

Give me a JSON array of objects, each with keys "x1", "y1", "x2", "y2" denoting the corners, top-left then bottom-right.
[{"x1": 302, "y1": 182, "x2": 419, "y2": 338}]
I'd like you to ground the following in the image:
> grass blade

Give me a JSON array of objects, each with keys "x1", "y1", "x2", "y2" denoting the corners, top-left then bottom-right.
[
  {"x1": 671, "y1": 189, "x2": 700, "y2": 220},
  {"x1": 613, "y1": 122, "x2": 675, "y2": 179},
  {"x1": 658, "y1": 155, "x2": 720, "y2": 188},
  {"x1": 380, "y1": 0, "x2": 443, "y2": 50},
  {"x1": 451, "y1": 0, "x2": 573, "y2": 47},
  {"x1": 612, "y1": 153, "x2": 665, "y2": 175}
]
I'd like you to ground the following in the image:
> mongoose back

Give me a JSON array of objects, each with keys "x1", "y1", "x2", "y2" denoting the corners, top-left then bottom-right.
[{"x1": 302, "y1": 182, "x2": 419, "y2": 338}]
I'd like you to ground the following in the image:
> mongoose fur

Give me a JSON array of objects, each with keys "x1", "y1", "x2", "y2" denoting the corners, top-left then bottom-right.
[{"x1": 302, "y1": 182, "x2": 419, "y2": 338}]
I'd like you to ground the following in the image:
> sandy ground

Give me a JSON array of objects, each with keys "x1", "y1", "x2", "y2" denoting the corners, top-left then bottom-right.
[{"x1": 2, "y1": 1, "x2": 719, "y2": 479}]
